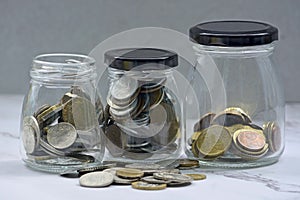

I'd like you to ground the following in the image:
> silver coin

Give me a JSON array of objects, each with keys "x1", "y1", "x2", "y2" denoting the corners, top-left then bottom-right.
[
  {"x1": 79, "y1": 171, "x2": 114, "y2": 188},
  {"x1": 153, "y1": 172, "x2": 193, "y2": 182},
  {"x1": 39, "y1": 139, "x2": 65, "y2": 157},
  {"x1": 141, "y1": 176, "x2": 171, "y2": 184},
  {"x1": 110, "y1": 76, "x2": 139, "y2": 101},
  {"x1": 113, "y1": 175, "x2": 139, "y2": 185},
  {"x1": 109, "y1": 98, "x2": 138, "y2": 118},
  {"x1": 22, "y1": 116, "x2": 40, "y2": 154},
  {"x1": 47, "y1": 122, "x2": 77, "y2": 149},
  {"x1": 103, "y1": 167, "x2": 124, "y2": 175}
]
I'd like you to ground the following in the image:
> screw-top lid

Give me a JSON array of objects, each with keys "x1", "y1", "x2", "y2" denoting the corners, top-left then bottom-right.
[
  {"x1": 189, "y1": 20, "x2": 278, "y2": 47},
  {"x1": 104, "y1": 48, "x2": 178, "y2": 70}
]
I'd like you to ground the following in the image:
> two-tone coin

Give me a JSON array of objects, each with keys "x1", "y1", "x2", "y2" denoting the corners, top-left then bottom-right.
[
  {"x1": 263, "y1": 121, "x2": 281, "y2": 153},
  {"x1": 116, "y1": 168, "x2": 144, "y2": 179}
]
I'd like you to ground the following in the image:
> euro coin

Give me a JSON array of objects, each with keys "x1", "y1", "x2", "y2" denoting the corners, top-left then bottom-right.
[
  {"x1": 194, "y1": 112, "x2": 216, "y2": 132},
  {"x1": 131, "y1": 181, "x2": 167, "y2": 190},
  {"x1": 79, "y1": 171, "x2": 113, "y2": 188}
]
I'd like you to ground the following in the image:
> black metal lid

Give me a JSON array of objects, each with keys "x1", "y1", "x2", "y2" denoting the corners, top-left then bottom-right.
[
  {"x1": 104, "y1": 48, "x2": 178, "y2": 70},
  {"x1": 189, "y1": 20, "x2": 278, "y2": 47}
]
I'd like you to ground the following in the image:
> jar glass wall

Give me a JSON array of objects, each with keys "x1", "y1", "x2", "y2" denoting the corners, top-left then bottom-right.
[
  {"x1": 186, "y1": 21, "x2": 285, "y2": 168},
  {"x1": 20, "y1": 54, "x2": 104, "y2": 173},
  {"x1": 99, "y1": 48, "x2": 182, "y2": 163}
]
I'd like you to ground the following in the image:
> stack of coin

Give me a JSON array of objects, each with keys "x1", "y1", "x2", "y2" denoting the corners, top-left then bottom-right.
[
  {"x1": 22, "y1": 87, "x2": 103, "y2": 165},
  {"x1": 190, "y1": 107, "x2": 281, "y2": 160},
  {"x1": 104, "y1": 74, "x2": 180, "y2": 159}
]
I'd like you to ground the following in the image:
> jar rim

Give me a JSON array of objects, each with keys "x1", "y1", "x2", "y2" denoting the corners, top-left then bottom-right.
[{"x1": 33, "y1": 53, "x2": 95, "y2": 67}]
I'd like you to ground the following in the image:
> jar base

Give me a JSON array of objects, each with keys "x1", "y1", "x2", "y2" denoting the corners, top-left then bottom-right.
[
  {"x1": 23, "y1": 158, "x2": 102, "y2": 173},
  {"x1": 196, "y1": 157, "x2": 279, "y2": 169}
]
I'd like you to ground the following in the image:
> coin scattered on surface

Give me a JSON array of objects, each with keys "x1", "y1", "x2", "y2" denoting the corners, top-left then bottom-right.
[
  {"x1": 153, "y1": 172, "x2": 193, "y2": 183},
  {"x1": 116, "y1": 168, "x2": 144, "y2": 179},
  {"x1": 79, "y1": 171, "x2": 114, "y2": 188},
  {"x1": 131, "y1": 181, "x2": 167, "y2": 191},
  {"x1": 185, "y1": 174, "x2": 206, "y2": 181}
]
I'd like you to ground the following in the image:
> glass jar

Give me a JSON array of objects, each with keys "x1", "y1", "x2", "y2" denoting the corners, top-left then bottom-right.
[
  {"x1": 186, "y1": 21, "x2": 285, "y2": 168},
  {"x1": 20, "y1": 53, "x2": 105, "y2": 173},
  {"x1": 100, "y1": 48, "x2": 182, "y2": 163}
]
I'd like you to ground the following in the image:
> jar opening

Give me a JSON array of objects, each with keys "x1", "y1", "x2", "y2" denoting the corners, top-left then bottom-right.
[{"x1": 31, "y1": 53, "x2": 96, "y2": 84}]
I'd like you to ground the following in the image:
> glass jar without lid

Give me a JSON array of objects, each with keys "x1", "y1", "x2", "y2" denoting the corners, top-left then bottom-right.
[
  {"x1": 186, "y1": 21, "x2": 284, "y2": 168},
  {"x1": 100, "y1": 48, "x2": 182, "y2": 163},
  {"x1": 20, "y1": 53, "x2": 105, "y2": 173}
]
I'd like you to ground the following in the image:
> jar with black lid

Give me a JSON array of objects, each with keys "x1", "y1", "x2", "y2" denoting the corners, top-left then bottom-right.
[
  {"x1": 186, "y1": 21, "x2": 284, "y2": 168},
  {"x1": 101, "y1": 48, "x2": 182, "y2": 163}
]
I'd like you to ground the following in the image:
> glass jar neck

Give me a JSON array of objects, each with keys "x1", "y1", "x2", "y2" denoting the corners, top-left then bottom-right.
[
  {"x1": 30, "y1": 53, "x2": 96, "y2": 85},
  {"x1": 193, "y1": 43, "x2": 276, "y2": 58}
]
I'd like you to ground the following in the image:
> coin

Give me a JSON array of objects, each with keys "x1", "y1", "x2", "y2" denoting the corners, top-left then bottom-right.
[
  {"x1": 224, "y1": 107, "x2": 252, "y2": 123},
  {"x1": 79, "y1": 171, "x2": 114, "y2": 188},
  {"x1": 147, "y1": 88, "x2": 165, "y2": 110},
  {"x1": 46, "y1": 122, "x2": 77, "y2": 149},
  {"x1": 212, "y1": 112, "x2": 246, "y2": 127},
  {"x1": 37, "y1": 104, "x2": 63, "y2": 125},
  {"x1": 194, "y1": 112, "x2": 216, "y2": 132},
  {"x1": 33, "y1": 104, "x2": 51, "y2": 118},
  {"x1": 141, "y1": 176, "x2": 172, "y2": 184},
  {"x1": 78, "y1": 163, "x2": 117, "y2": 175},
  {"x1": 61, "y1": 92, "x2": 78, "y2": 105},
  {"x1": 235, "y1": 129, "x2": 266, "y2": 152},
  {"x1": 153, "y1": 172, "x2": 193, "y2": 182},
  {"x1": 62, "y1": 96, "x2": 97, "y2": 131},
  {"x1": 60, "y1": 170, "x2": 79, "y2": 178},
  {"x1": 185, "y1": 174, "x2": 206, "y2": 180},
  {"x1": 113, "y1": 175, "x2": 139, "y2": 185},
  {"x1": 131, "y1": 181, "x2": 167, "y2": 190},
  {"x1": 22, "y1": 116, "x2": 40, "y2": 154},
  {"x1": 110, "y1": 76, "x2": 139, "y2": 103},
  {"x1": 178, "y1": 159, "x2": 199, "y2": 168},
  {"x1": 196, "y1": 125, "x2": 232, "y2": 158},
  {"x1": 116, "y1": 168, "x2": 144, "y2": 179},
  {"x1": 263, "y1": 121, "x2": 281, "y2": 152}
]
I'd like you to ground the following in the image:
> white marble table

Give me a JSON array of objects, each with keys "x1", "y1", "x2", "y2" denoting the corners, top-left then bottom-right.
[{"x1": 0, "y1": 95, "x2": 299, "y2": 200}]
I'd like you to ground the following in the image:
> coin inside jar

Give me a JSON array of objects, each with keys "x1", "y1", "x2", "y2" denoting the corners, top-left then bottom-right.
[
  {"x1": 22, "y1": 116, "x2": 40, "y2": 154},
  {"x1": 235, "y1": 129, "x2": 266, "y2": 152},
  {"x1": 194, "y1": 112, "x2": 216, "y2": 132},
  {"x1": 196, "y1": 125, "x2": 232, "y2": 158},
  {"x1": 62, "y1": 96, "x2": 97, "y2": 131},
  {"x1": 46, "y1": 122, "x2": 77, "y2": 149}
]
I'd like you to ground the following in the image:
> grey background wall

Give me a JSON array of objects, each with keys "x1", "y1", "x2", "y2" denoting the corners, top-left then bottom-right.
[{"x1": 0, "y1": 0, "x2": 299, "y2": 102}]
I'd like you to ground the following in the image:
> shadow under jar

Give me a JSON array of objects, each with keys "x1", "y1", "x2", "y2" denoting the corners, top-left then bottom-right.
[
  {"x1": 20, "y1": 53, "x2": 105, "y2": 173},
  {"x1": 186, "y1": 21, "x2": 285, "y2": 168},
  {"x1": 101, "y1": 48, "x2": 182, "y2": 163}
]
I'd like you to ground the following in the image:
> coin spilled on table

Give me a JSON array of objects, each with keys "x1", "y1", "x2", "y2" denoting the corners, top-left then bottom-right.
[{"x1": 61, "y1": 159, "x2": 206, "y2": 191}]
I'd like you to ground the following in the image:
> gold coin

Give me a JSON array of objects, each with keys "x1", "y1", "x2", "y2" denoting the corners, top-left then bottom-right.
[
  {"x1": 185, "y1": 173, "x2": 206, "y2": 180},
  {"x1": 131, "y1": 181, "x2": 167, "y2": 190},
  {"x1": 225, "y1": 124, "x2": 245, "y2": 136},
  {"x1": 62, "y1": 96, "x2": 97, "y2": 131},
  {"x1": 212, "y1": 111, "x2": 245, "y2": 127},
  {"x1": 196, "y1": 125, "x2": 232, "y2": 158},
  {"x1": 194, "y1": 112, "x2": 216, "y2": 132},
  {"x1": 191, "y1": 138, "x2": 200, "y2": 157},
  {"x1": 178, "y1": 159, "x2": 199, "y2": 168},
  {"x1": 116, "y1": 168, "x2": 144, "y2": 179}
]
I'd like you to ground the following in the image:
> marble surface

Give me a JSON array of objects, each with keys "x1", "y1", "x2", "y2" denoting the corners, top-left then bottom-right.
[{"x1": 0, "y1": 95, "x2": 300, "y2": 200}]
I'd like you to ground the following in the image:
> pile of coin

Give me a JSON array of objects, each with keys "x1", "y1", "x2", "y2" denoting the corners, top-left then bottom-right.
[
  {"x1": 22, "y1": 86, "x2": 103, "y2": 165},
  {"x1": 104, "y1": 74, "x2": 180, "y2": 159},
  {"x1": 190, "y1": 107, "x2": 281, "y2": 160},
  {"x1": 61, "y1": 159, "x2": 205, "y2": 190}
]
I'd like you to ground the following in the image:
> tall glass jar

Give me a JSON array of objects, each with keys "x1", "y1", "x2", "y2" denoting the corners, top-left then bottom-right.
[
  {"x1": 186, "y1": 21, "x2": 285, "y2": 168},
  {"x1": 20, "y1": 53, "x2": 104, "y2": 173},
  {"x1": 100, "y1": 48, "x2": 182, "y2": 163}
]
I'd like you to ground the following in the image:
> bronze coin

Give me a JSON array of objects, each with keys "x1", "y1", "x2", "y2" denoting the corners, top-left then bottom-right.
[{"x1": 236, "y1": 130, "x2": 266, "y2": 152}]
